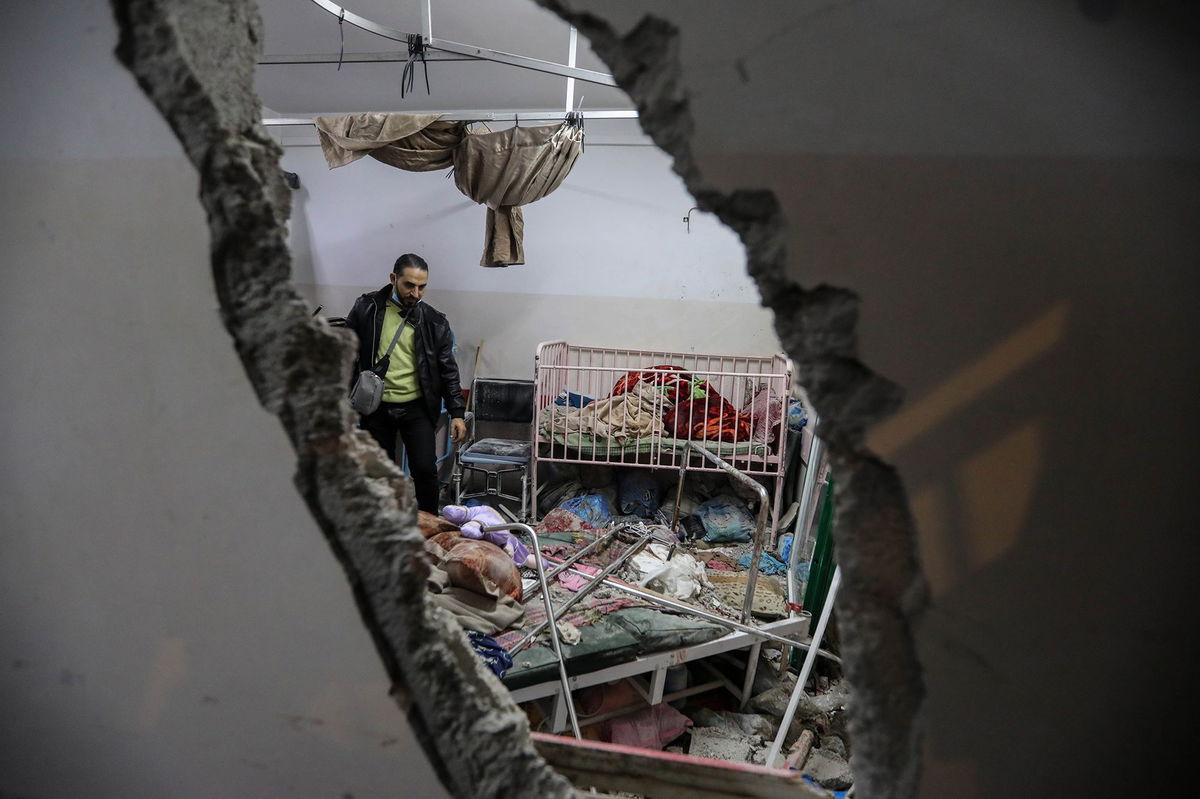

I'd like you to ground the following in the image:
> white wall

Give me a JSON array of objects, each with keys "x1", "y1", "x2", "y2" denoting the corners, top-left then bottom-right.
[
  {"x1": 0, "y1": 3, "x2": 449, "y2": 797},
  {"x1": 281, "y1": 134, "x2": 783, "y2": 378}
]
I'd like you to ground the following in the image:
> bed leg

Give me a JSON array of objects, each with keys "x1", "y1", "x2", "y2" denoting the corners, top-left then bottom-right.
[
  {"x1": 739, "y1": 642, "x2": 762, "y2": 710},
  {"x1": 648, "y1": 664, "x2": 668, "y2": 706},
  {"x1": 551, "y1": 689, "x2": 569, "y2": 733},
  {"x1": 669, "y1": 461, "x2": 688, "y2": 536}
]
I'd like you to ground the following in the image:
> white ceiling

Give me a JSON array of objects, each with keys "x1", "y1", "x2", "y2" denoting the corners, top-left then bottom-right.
[{"x1": 255, "y1": 0, "x2": 634, "y2": 115}]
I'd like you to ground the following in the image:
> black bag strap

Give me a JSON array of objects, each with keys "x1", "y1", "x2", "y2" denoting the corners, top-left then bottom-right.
[{"x1": 372, "y1": 301, "x2": 418, "y2": 373}]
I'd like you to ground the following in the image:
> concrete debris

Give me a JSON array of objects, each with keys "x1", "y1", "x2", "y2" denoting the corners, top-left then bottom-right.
[
  {"x1": 748, "y1": 738, "x2": 770, "y2": 766},
  {"x1": 689, "y1": 708, "x2": 775, "y2": 739},
  {"x1": 804, "y1": 747, "x2": 855, "y2": 791},
  {"x1": 687, "y1": 726, "x2": 755, "y2": 762},
  {"x1": 555, "y1": 619, "x2": 582, "y2": 645},
  {"x1": 821, "y1": 734, "x2": 849, "y2": 760},
  {"x1": 751, "y1": 657, "x2": 797, "y2": 696},
  {"x1": 809, "y1": 681, "x2": 852, "y2": 714},
  {"x1": 750, "y1": 680, "x2": 851, "y2": 718}
]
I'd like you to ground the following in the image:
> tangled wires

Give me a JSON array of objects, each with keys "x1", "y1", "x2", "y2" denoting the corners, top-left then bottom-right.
[{"x1": 401, "y1": 33, "x2": 431, "y2": 98}]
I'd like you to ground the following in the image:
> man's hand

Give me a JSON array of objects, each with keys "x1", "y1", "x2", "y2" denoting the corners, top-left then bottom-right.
[{"x1": 450, "y1": 418, "x2": 468, "y2": 445}]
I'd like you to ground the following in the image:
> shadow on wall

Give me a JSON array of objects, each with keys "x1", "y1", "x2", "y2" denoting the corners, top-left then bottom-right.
[
  {"x1": 870, "y1": 303, "x2": 1068, "y2": 594},
  {"x1": 722, "y1": 154, "x2": 1200, "y2": 798},
  {"x1": 287, "y1": 179, "x2": 316, "y2": 285}
]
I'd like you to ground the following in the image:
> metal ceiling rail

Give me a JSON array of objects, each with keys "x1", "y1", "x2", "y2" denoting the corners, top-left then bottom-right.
[
  {"x1": 262, "y1": 109, "x2": 638, "y2": 126},
  {"x1": 306, "y1": 0, "x2": 617, "y2": 87},
  {"x1": 258, "y1": 51, "x2": 473, "y2": 65}
]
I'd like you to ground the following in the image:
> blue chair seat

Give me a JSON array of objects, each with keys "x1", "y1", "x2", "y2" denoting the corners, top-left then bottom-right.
[{"x1": 460, "y1": 438, "x2": 531, "y2": 464}]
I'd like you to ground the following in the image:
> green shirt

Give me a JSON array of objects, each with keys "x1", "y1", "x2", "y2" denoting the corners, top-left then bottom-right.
[{"x1": 377, "y1": 301, "x2": 422, "y2": 403}]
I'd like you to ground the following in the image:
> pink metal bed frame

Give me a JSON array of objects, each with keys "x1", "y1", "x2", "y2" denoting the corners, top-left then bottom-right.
[{"x1": 532, "y1": 341, "x2": 793, "y2": 546}]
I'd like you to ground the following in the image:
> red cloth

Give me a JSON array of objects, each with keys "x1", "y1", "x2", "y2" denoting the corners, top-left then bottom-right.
[
  {"x1": 610, "y1": 365, "x2": 708, "y2": 405},
  {"x1": 663, "y1": 397, "x2": 752, "y2": 443}
]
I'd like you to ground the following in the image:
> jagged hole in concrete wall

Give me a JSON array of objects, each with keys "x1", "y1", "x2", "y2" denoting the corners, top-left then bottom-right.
[
  {"x1": 111, "y1": 0, "x2": 927, "y2": 797},
  {"x1": 533, "y1": 6, "x2": 929, "y2": 798}
]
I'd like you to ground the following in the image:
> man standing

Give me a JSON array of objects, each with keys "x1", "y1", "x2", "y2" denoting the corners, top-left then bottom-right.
[{"x1": 344, "y1": 253, "x2": 468, "y2": 512}]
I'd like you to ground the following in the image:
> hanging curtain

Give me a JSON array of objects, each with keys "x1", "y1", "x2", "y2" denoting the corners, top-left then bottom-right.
[
  {"x1": 313, "y1": 113, "x2": 584, "y2": 267},
  {"x1": 314, "y1": 112, "x2": 465, "y2": 170},
  {"x1": 452, "y1": 123, "x2": 583, "y2": 266}
]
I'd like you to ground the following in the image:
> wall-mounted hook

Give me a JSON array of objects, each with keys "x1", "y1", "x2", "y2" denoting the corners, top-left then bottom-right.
[{"x1": 684, "y1": 206, "x2": 700, "y2": 234}]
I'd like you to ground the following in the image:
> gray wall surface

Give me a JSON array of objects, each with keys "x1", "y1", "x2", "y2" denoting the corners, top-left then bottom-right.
[
  {"x1": 0, "y1": 3, "x2": 450, "y2": 797},
  {"x1": 571, "y1": 0, "x2": 1199, "y2": 795}
]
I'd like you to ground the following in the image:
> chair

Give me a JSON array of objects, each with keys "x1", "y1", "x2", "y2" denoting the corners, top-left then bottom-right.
[{"x1": 453, "y1": 377, "x2": 536, "y2": 520}]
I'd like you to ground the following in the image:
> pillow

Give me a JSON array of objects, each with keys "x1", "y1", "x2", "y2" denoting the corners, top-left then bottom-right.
[
  {"x1": 442, "y1": 539, "x2": 522, "y2": 601},
  {"x1": 424, "y1": 530, "x2": 463, "y2": 563}
]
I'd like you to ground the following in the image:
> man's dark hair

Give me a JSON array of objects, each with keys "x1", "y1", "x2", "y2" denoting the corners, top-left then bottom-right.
[{"x1": 393, "y1": 253, "x2": 429, "y2": 274}]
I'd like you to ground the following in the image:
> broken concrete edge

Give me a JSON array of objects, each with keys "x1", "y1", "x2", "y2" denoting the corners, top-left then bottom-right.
[
  {"x1": 109, "y1": 1, "x2": 576, "y2": 797},
  {"x1": 534, "y1": 3, "x2": 929, "y2": 797}
]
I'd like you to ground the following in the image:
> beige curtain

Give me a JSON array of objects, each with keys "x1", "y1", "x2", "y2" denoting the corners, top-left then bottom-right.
[
  {"x1": 313, "y1": 113, "x2": 583, "y2": 267},
  {"x1": 452, "y1": 123, "x2": 583, "y2": 266},
  {"x1": 314, "y1": 112, "x2": 465, "y2": 170}
]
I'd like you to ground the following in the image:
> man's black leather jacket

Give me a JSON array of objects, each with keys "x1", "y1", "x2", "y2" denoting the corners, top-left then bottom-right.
[{"x1": 343, "y1": 285, "x2": 467, "y2": 421}]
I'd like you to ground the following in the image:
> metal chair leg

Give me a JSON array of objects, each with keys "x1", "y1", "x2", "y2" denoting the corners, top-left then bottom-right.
[{"x1": 520, "y1": 466, "x2": 529, "y2": 521}]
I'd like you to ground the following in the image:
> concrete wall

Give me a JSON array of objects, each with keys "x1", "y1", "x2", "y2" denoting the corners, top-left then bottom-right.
[
  {"x1": 573, "y1": 0, "x2": 1199, "y2": 795},
  {"x1": 0, "y1": 3, "x2": 449, "y2": 797},
  {"x1": 282, "y1": 139, "x2": 782, "y2": 380}
]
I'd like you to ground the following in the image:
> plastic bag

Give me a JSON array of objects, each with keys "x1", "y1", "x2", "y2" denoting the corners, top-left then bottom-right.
[
  {"x1": 558, "y1": 493, "x2": 615, "y2": 527},
  {"x1": 617, "y1": 469, "x2": 661, "y2": 517},
  {"x1": 628, "y1": 543, "x2": 707, "y2": 600},
  {"x1": 695, "y1": 495, "x2": 756, "y2": 543},
  {"x1": 787, "y1": 398, "x2": 809, "y2": 432}
]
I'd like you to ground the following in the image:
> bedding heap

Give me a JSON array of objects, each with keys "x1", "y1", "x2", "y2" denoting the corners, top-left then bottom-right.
[{"x1": 541, "y1": 364, "x2": 781, "y2": 447}]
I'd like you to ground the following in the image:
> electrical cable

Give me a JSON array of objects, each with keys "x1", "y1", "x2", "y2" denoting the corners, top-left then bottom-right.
[
  {"x1": 336, "y1": 9, "x2": 345, "y2": 71},
  {"x1": 401, "y1": 33, "x2": 431, "y2": 98}
]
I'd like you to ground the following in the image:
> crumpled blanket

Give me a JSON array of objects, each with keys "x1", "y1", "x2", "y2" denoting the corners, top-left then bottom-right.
[
  {"x1": 428, "y1": 564, "x2": 525, "y2": 634},
  {"x1": 466, "y1": 630, "x2": 514, "y2": 678},
  {"x1": 542, "y1": 382, "x2": 666, "y2": 441},
  {"x1": 743, "y1": 384, "x2": 784, "y2": 444},
  {"x1": 663, "y1": 396, "x2": 751, "y2": 443},
  {"x1": 557, "y1": 561, "x2": 601, "y2": 592},
  {"x1": 610, "y1": 365, "x2": 707, "y2": 405},
  {"x1": 737, "y1": 551, "x2": 789, "y2": 575}
]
